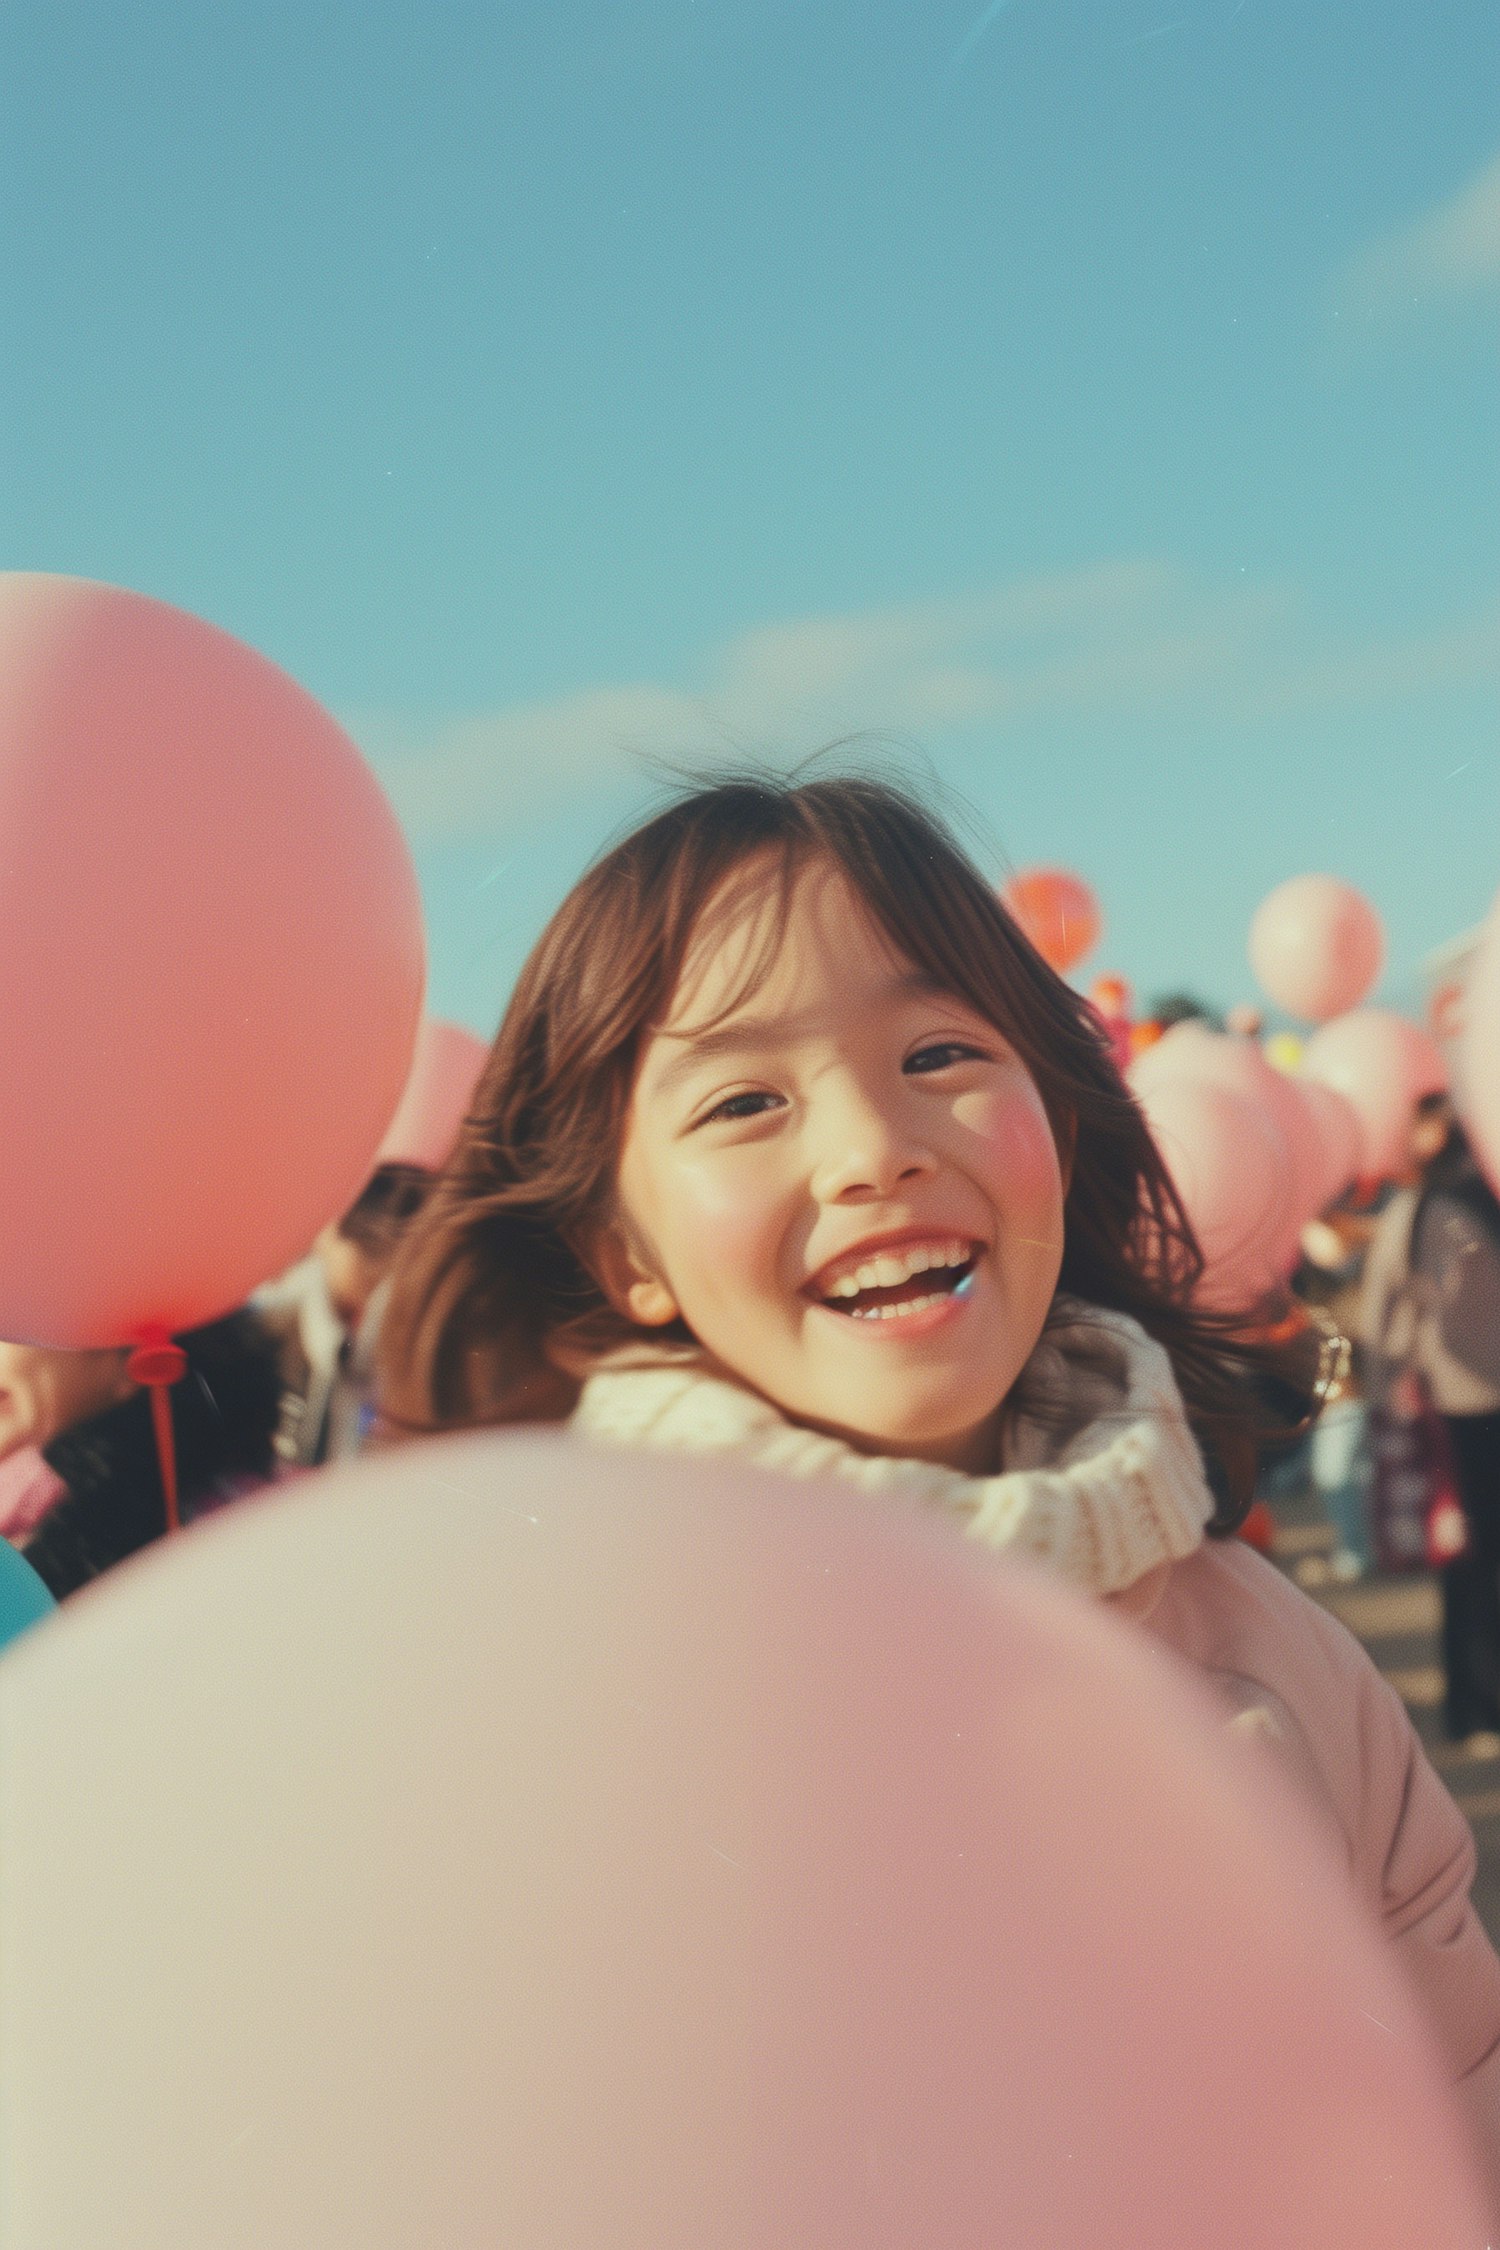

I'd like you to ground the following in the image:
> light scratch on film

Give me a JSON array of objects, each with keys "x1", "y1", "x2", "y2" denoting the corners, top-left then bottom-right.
[{"x1": 944, "y1": 0, "x2": 1023, "y2": 80}]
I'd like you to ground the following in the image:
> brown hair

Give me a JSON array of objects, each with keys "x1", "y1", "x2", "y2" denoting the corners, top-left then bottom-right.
[{"x1": 377, "y1": 769, "x2": 1316, "y2": 1524}]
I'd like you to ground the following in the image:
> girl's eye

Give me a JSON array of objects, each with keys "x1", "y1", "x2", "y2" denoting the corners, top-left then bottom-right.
[
  {"x1": 698, "y1": 1089, "x2": 783, "y2": 1126},
  {"x1": 905, "y1": 1041, "x2": 986, "y2": 1074}
]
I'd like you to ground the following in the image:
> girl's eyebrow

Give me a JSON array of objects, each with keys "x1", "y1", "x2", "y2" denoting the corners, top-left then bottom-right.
[
  {"x1": 648, "y1": 1020, "x2": 782, "y2": 1098},
  {"x1": 647, "y1": 971, "x2": 955, "y2": 1099}
]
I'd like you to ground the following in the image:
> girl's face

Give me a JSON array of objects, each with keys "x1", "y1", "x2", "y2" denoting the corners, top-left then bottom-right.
[{"x1": 603, "y1": 859, "x2": 1068, "y2": 1473}]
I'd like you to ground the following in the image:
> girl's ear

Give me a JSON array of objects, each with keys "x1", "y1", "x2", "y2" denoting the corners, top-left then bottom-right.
[{"x1": 589, "y1": 1220, "x2": 682, "y2": 1329}]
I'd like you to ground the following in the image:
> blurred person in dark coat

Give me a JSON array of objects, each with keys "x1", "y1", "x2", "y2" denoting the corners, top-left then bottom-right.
[
  {"x1": 255, "y1": 1164, "x2": 434, "y2": 1466},
  {"x1": 1362, "y1": 1095, "x2": 1500, "y2": 1748},
  {"x1": 15, "y1": 1311, "x2": 284, "y2": 1601}
]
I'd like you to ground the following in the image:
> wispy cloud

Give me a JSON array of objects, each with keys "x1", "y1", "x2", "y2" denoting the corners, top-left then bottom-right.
[
  {"x1": 352, "y1": 559, "x2": 1285, "y2": 837},
  {"x1": 1248, "y1": 592, "x2": 1500, "y2": 715},
  {"x1": 352, "y1": 562, "x2": 1500, "y2": 839},
  {"x1": 1335, "y1": 149, "x2": 1500, "y2": 321}
]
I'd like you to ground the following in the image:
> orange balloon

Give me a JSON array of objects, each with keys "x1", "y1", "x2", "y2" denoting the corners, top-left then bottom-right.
[
  {"x1": 1088, "y1": 973, "x2": 1132, "y2": 1020},
  {"x1": 1002, "y1": 866, "x2": 1102, "y2": 972},
  {"x1": 0, "y1": 1435, "x2": 1486, "y2": 2245},
  {"x1": 0, "y1": 575, "x2": 426, "y2": 1346}
]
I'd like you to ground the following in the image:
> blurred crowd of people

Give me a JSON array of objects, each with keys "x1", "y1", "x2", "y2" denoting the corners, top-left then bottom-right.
[
  {"x1": 1077, "y1": 971, "x2": 1500, "y2": 1756},
  {"x1": 1276, "y1": 1090, "x2": 1500, "y2": 1753},
  {"x1": 0, "y1": 1158, "x2": 436, "y2": 1601}
]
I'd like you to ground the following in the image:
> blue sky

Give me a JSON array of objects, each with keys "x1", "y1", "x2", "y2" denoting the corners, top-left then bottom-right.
[{"x1": 6, "y1": 0, "x2": 1497, "y2": 1033}]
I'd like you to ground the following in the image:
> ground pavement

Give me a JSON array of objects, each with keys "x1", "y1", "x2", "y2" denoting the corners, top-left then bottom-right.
[{"x1": 1268, "y1": 1484, "x2": 1500, "y2": 1944}]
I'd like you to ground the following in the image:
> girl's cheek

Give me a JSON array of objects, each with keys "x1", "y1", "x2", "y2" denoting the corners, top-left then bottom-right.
[
  {"x1": 670, "y1": 1151, "x2": 789, "y2": 1268},
  {"x1": 962, "y1": 1089, "x2": 1065, "y2": 1214}
]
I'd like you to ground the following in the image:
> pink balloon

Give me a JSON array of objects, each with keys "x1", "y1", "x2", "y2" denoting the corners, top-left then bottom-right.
[
  {"x1": 1459, "y1": 902, "x2": 1500, "y2": 1198},
  {"x1": 0, "y1": 575, "x2": 426, "y2": 1346},
  {"x1": 0, "y1": 1436, "x2": 1485, "y2": 2244},
  {"x1": 376, "y1": 1019, "x2": 490, "y2": 1173},
  {"x1": 1302, "y1": 1009, "x2": 1448, "y2": 1182},
  {"x1": 1131, "y1": 1028, "x2": 1325, "y2": 1264},
  {"x1": 1135, "y1": 1074, "x2": 1286, "y2": 1311},
  {"x1": 1296, "y1": 1076, "x2": 1363, "y2": 1214},
  {"x1": 1124, "y1": 1016, "x2": 1220, "y2": 1099},
  {"x1": 1249, "y1": 875, "x2": 1385, "y2": 1025}
]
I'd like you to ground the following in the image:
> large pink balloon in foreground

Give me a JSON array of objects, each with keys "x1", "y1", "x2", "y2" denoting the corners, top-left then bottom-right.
[
  {"x1": 1302, "y1": 1008, "x2": 1448, "y2": 1182},
  {"x1": 0, "y1": 1436, "x2": 1485, "y2": 2245},
  {"x1": 0, "y1": 575, "x2": 426, "y2": 1346},
  {"x1": 1249, "y1": 874, "x2": 1385, "y2": 1024},
  {"x1": 375, "y1": 1017, "x2": 490, "y2": 1173}
]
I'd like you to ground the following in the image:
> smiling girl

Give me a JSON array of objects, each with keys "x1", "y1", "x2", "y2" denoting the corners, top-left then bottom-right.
[
  {"x1": 377, "y1": 771, "x2": 1500, "y2": 2169},
  {"x1": 379, "y1": 775, "x2": 1293, "y2": 1575}
]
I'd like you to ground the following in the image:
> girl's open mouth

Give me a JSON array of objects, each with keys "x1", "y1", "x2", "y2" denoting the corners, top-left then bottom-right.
[{"x1": 813, "y1": 1239, "x2": 978, "y2": 1323}]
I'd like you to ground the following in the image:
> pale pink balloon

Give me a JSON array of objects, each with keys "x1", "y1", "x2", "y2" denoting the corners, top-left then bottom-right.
[
  {"x1": 376, "y1": 1018, "x2": 490, "y2": 1173},
  {"x1": 1296, "y1": 1077, "x2": 1364, "y2": 1214},
  {"x1": 1131, "y1": 1028, "x2": 1324, "y2": 1264},
  {"x1": 0, "y1": 575, "x2": 426, "y2": 1346},
  {"x1": 1459, "y1": 902, "x2": 1500, "y2": 1198},
  {"x1": 1122, "y1": 1016, "x2": 1219, "y2": 1098},
  {"x1": 1302, "y1": 1009, "x2": 1449, "y2": 1182},
  {"x1": 1136, "y1": 1074, "x2": 1286, "y2": 1311},
  {"x1": 0, "y1": 1435, "x2": 1484, "y2": 2246},
  {"x1": 1248, "y1": 875, "x2": 1385, "y2": 1025}
]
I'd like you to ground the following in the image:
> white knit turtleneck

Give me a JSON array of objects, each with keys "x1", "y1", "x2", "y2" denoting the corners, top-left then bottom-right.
[{"x1": 570, "y1": 1296, "x2": 1215, "y2": 1597}]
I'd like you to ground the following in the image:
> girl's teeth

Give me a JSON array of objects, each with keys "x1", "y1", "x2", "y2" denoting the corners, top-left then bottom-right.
[{"x1": 823, "y1": 1240, "x2": 970, "y2": 1298}]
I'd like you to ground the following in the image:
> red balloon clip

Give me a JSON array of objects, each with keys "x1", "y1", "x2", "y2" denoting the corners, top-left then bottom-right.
[{"x1": 126, "y1": 1324, "x2": 189, "y2": 1535}]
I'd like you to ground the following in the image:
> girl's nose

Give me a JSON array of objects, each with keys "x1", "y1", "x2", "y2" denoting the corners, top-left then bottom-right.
[{"x1": 809, "y1": 1088, "x2": 937, "y2": 1204}]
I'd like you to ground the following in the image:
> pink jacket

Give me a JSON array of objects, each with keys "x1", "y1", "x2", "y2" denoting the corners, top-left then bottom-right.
[
  {"x1": 0, "y1": 1447, "x2": 66, "y2": 1543},
  {"x1": 1125, "y1": 1539, "x2": 1500, "y2": 2202}
]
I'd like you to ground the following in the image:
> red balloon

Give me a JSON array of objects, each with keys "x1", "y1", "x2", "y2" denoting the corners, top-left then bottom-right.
[
  {"x1": 0, "y1": 1435, "x2": 1486, "y2": 2244},
  {"x1": 0, "y1": 576, "x2": 426, "y2": 1346},
  {"x1": 1002, "y1": 866, "x2": 1102, "y2": 973}
]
